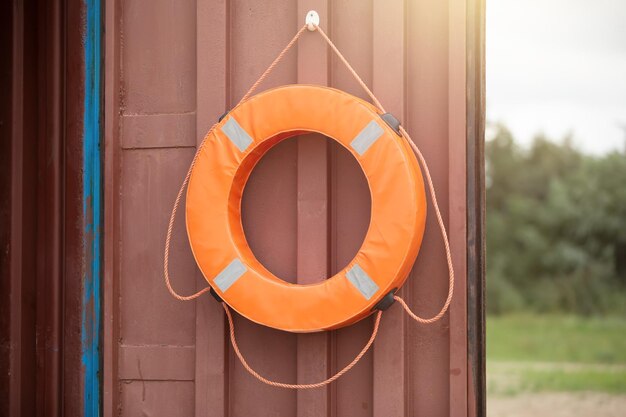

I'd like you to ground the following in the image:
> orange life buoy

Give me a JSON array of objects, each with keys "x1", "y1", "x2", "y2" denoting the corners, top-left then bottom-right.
[{"x1": 185, "y1": 85, "x2": 427, "y2": 332}]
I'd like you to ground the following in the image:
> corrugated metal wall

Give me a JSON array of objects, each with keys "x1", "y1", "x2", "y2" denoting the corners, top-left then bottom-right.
[{"x1": 104, "y1": 0, "x2": 478, "y2": 416}]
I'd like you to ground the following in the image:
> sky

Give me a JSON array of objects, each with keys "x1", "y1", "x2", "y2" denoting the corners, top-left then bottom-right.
[{"x1": 487, "y1": 0, "x2": 626, "y2": 154}]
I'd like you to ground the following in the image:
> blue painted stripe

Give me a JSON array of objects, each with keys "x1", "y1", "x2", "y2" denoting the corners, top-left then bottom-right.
[{"x1": 81, "y1": 0, "x2": 102, "y2": 415}]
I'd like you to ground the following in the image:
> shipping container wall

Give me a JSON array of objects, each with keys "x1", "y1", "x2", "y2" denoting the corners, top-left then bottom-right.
[{"x1": 104, "y1": 0, "x2": 481, "y2": 416}]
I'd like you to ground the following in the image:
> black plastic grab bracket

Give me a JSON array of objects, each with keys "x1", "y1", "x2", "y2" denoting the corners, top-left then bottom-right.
[
  {"x1": 373, "y1": 288, "x2": 397, "y2": 311},
  {"x1": 209, "y1": 287, "x2": 223, "y2": 303},
  {"x1": 380, "y1": 113, "x2": 402, "y2": 136}
]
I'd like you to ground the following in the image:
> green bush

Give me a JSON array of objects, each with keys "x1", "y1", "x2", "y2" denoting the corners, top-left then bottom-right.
[{"x1": 486, "y1": 125, "x2": 626, "y2": 316}]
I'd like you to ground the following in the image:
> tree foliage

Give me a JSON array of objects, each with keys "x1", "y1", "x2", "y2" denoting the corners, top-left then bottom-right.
[{"x1": 486, "y1": 125, "x2": 626, "y2": 315}]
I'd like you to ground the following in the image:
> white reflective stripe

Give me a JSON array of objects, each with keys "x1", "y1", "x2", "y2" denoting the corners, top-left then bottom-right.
[
  {"x1": 214, "y1": 258, "x2": 247, "y2": 293},
  {"x1": 346, "y1": 264, "x2": 379, "y2": 300},
  {"x1": 221, "y1": 117, "x2": 253, "y2": 152},
  {"x1": 350, "y1": 120, "x2": 384, "y2": 155}
]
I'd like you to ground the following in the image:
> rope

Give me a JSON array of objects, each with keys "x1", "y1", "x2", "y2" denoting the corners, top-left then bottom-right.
[
  {"x1": 163, "y1": 126, "x2": 217, "y2": 300},
  {"x1": 163, "y1": 22, "x2": 455, "y2": 388},
  {"x1": 397, "y1": 128, "x2": 455, "y2": 323},
  {"x1": 240, "y1": 25, "x2": 309, "y2": 103},
  {"x1": 314, "y1": 26, "x2": 386, "y2": 112},
  {"x1": 313, "y1": 25, "x2": 454, "y2": 324},
  {"x1": 163, "y1": 26, "x2": 309, "y2": 300},
  {"x1": 224, "y1": 303, "x2": 382, "y2": 389}
]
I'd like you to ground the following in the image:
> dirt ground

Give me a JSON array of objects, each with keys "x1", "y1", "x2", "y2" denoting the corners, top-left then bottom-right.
[{"x1": 488, "y1": 392, "x2": 626, "y2": 417}]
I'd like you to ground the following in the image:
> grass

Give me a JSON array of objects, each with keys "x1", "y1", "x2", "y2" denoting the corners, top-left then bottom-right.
[
  {"x1": 488, "y1": 314, "x2": 626, "y2": 364},
  {"x1": 519, "y1": 367, "x2": 626, "y2": 394},
  {"x1": 487, "y1": 314, "x2": 626, "y2": 395}
]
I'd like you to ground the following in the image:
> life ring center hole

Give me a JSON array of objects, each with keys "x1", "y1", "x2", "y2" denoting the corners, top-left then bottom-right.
[{"x1": 241, "y1": 133, "x2": 372, "y2": 284}]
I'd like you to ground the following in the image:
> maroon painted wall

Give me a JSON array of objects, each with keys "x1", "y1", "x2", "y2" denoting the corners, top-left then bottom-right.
[{"x1": 103, "y1": 0, "x2": 484, "y2": 416}]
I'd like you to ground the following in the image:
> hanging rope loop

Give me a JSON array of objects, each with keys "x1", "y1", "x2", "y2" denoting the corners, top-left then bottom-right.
[
  {"x1": 163, "y1": 125, "x2": 216, "y2": 301},
  {"x1": 224, "y1": 303, "x2": 382, "y2": 389},
  {"x1": 393, "y1": 125, "x2": 455, "y2": 324}
]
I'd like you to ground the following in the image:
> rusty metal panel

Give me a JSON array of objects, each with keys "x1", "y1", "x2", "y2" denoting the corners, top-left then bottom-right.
[
  {"x1": 1, "y1": 0, "x2": 113, "y2": 414},
  {"x1": 104, "y1": 0, "x2": 481, "y2": 416}
]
